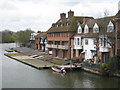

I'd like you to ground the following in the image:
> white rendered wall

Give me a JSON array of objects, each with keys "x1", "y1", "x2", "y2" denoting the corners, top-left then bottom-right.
[
  {"x1": 83, "y1": 38, "x2": 96, "y2": 60},
  {"x1": 74, "y1": 36, "x2": 82, "y2": 49}
]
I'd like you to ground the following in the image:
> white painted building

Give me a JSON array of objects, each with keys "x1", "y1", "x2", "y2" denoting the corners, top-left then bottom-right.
[
  {"x1": 74, "y1": 36, "x2": 82, "y2": 49},
  {"x1": 30, "y1": 33, "x2": 38, "y2": 40},
  {"x1": 99, "y1": 35, "x2": 111, "y2": 52},
  {"x1": 83, "y1": 38, "x2": 97, "y2": 60}
]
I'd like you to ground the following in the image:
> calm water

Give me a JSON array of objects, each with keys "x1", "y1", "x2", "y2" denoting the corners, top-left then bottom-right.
[{"x1": 1, "y1": 43, "x2": 120, "y2": 88}]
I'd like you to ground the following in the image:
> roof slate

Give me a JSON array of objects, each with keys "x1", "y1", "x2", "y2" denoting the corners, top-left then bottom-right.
[
  {"x1": 82, "y1": 16, "x2": 116, "y2": 38},
  {"x1": 47, "y1": 16, "x2": 93, "y2": 33},
  {"x1": 35, "y1": 32, "x2": 47, "y2": 38}
]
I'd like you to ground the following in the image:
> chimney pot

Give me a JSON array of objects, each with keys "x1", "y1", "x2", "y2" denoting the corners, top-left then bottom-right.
[
  {"x1": 60, "y1": 13, "x2": 66, "y2": 19},
  {"x1": 68, "y1": 10, "x2": 74, "y2": 18}
]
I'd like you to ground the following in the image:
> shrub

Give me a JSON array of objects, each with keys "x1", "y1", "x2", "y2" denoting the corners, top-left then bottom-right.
[
  {"x1": 100, "y1": 63, "x2": 109, "y2": 75},
  {"x1": 108, "y1": 55, "x2": 120, "y2": 73}
]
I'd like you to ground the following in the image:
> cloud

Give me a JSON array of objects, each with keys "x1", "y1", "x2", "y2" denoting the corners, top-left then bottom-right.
[
  {"x1": 0, "y1": 1, "x2": 17, "y2": 10},
  {"x1": 0, "y1": 0, "x2": 119, "y2": 32}
]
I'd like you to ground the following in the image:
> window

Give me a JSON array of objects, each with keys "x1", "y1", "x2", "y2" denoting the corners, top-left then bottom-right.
[
  {"x1": 56, "y1": 24, "x2": 58, "y2": 27},
  {"x1": 107, "y1": 21, "x2": 114, "y2": 32},
  {"x1": 93, "y1": 23, "x2": 99, "y2": 33},
  {"x1": 85, "y1": 39, "x2": 88, "y2": 45},
  {"x1": 77, "y1": 25, "x2": 82, "y2": 33},
  {"x1": 84, "y1": 24, "x2": 89, "y2": 33},
  {"x1": 61, "y1": 24, "x2": 63, "y2": 27},
  {"x1": 93, "y1": 39, "x2": 97, "y2": 45},
  {"x1": 74, "y1": 38, "x2": 76, "y2": 45},
  {"x1": 66, "y1": 22, "x2": 70, "y2": 26},
  {"x1": 77, "y1": 38, "x2": 79, "y2": 45}
]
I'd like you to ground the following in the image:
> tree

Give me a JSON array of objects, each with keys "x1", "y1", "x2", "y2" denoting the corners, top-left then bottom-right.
[
  {"x1": 1, "y1": 30, "x2": 15, "y2": 43},
  {"x1": 108, "y1": 55, "x2": 120, "y2": 73},
  {"x1": 16, "y1": 29, "x2": 34, "y2": 47}
]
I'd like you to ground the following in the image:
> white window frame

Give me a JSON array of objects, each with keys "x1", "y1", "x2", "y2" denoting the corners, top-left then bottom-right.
[
  {"x1": 93, "y1": 23, "x2": 99, "y2": 33},
  {"x1": 84, "y1": 24, "x2": 89, "y2": 33},
  {"x1": 77, "y1": 25, "x2": 82, "y2": 33},
  {"x1": 107, "y1": 21, "x2": 114, "y2": 32}
]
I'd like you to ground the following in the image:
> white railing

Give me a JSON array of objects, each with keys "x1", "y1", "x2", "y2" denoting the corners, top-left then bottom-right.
[
  {"x1": 99, "y1": 47, "x2": 109, "y2": 52},
  {"x1": 74, "y1": 45, "x2": 82, "y2": 49},
  {"x1": 51, "y1": 45, "x2": 58, "y2": 48},
  {"x1": 58, "y1": 45, "x2": 69, "y2": 49},
  {"x1": 46, "y1": 44, "x2": 69, "y2": 49},
  {"x1": 46, "y1": 44, "x2": 52, "y2": 48}
]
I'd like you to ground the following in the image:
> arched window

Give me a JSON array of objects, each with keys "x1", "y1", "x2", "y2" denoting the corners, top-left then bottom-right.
[
  {"x1": 77, "y1": 25, "x2": 82, "y2": 33},
  {"x1": 107, "y1": 21, "x2": 114, "y2": 32},
  {"x1": 93, "y1": 23, "x2": 99, "y2": 33},
  {"x1": 84, "y1": 24, "x2": 89, "y2": 33}
]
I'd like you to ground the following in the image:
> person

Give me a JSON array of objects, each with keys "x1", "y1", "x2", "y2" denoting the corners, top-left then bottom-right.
[{"x1": 61, "y1": 67, "x2": 66, "y2": 73}]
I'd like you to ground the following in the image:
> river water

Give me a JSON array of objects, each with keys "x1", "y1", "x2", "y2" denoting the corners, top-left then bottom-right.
[{"x1": 1, "y1": 43, "x2": 120, "y2": 88}]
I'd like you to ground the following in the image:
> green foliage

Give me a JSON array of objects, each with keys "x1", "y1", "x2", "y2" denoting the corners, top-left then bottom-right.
[
  {"x1": 11, "y1": 33, "x2": 18, "y2": 42},
  {"x1": 100, "y1": 63, "x2": 109, "y2": 75},
  {"x1": 15, "y1": 29, "x2": 34, "y2": 46},
  {"x1": 8, "y1": 53, "x2": 24, "y2": 56},
  {"x1": 1, "y1": 30, "x2": 15, "y2": 43},
  {"x1": 1, "y1": 29, "x2": 34, "y2": 45},
  {"x1": 108, "y1": 55, "x2": 120, "y2": 72}
]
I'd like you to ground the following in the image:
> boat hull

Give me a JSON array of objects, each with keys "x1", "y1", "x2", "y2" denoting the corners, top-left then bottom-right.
[{"x1": 51, "y1": 67, "x2": 66, "y2": 73}]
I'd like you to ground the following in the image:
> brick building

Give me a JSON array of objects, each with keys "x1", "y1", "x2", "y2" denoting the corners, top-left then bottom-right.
[
  {"x1": 46, "y1": 10, "x2": 93, "y2": 59},
  {"x1": 115, "y1": 10, "x2": 120, "y2": 56},
  {"x1": 35, "y1": 32, "x2": 47, "y2": 52}
]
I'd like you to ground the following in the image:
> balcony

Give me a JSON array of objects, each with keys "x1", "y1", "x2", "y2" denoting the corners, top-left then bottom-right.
[
  {"x1": 58, "y1": 45, "x2": 69, "y2": 49},
  {"x1": 74, "y1": 45, "x2": 83, "y2": 49},
  {"x1": 90, "y1": 45, "x2": 97, "y2": 51},
  {"x1": 46, "y1": 44, "x2": 69, "y2": 49},
  {"x1": 51, "y1": 45, "x2": 58, "y2": 48},
  {"x1": 46, "y1": 44, "x2": 52, "y2": 48},
  {"x1": 99, "y1": 47, "x2": 109, "y2": 52}
]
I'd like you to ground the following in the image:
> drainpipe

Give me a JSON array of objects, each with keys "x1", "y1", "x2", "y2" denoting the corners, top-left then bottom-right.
[
  {"x1": 115, "y1": 20, "x2": 118, "y2": 56},
  {"x1": 70, "y1": 33, "x2": 75, "y2": 59}
]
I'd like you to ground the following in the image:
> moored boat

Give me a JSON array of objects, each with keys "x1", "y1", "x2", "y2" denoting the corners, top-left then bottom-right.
[{"x1": 51, "y1": 66, "x2": 66, "y2": 73}]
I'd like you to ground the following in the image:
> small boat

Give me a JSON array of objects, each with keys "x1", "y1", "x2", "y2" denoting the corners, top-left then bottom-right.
[{"x1": 51, "y1": 66, "x2": 66, "y2": 73}]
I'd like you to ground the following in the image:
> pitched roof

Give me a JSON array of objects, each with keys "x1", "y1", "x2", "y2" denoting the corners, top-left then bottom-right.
[
  {"x1": 115, "y1": 10, "x2": 120, "y2": 18},
  {"x1": 35, "y1": 32, "x2": 47, "y2": 38},
  {"x1": 47, "y1": 16, "x2": 93, "y2": 33},
  {"x1": 82, "y1": 16, "x2": 116, "y2": 38}
]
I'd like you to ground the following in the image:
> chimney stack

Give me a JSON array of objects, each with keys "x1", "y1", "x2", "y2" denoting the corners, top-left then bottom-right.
[
  {"x1": 60, "y1": 13, "x2": 66, "y2": 19},
  {"x1": 68, "y1": 10, "x2": 74, "y2": 18}
]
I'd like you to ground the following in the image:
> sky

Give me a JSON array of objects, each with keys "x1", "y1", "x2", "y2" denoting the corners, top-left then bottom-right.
[{"x1": 0, "y1": 0, "x2": 119, "y2": 32}]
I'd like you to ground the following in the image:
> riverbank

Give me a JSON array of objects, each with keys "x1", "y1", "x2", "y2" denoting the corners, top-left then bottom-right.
[
  {"x1": 4, "y1": 47, "x2": 120, "y2": 77},
  {"x1": 4, "y1": 47, "x2": 70, "y2": 70},
  {"x1": 4, "y1": 53, "x2": 54, "y2": 69}
]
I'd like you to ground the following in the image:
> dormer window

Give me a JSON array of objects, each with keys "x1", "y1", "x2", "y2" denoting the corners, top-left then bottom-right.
[
  {"x1": 84, "y1": 24, "x2": 89, "y2": 33},
  {"x1": 107, "y1": 21, "x2": 114, "y2": 32},
  {"x1": 61, "y1": 24, "x2": 63, "y2": 27},
  {"x1": 93, "y1": 23, "x2": 99, "y2": 33},
  {"x1": 56, "y1": 24, "x2": 59, "y2": 27},
  {"x1": 77, "y1": 25, "x2": 82, "y2": 33},
  {"x1": 66, "y1": 22, "x2": 69, "y2": 26}
]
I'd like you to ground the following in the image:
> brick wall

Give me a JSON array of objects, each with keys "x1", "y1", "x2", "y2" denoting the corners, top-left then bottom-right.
[{"x1": 116, "y1": 16, "x2": 120, "y2": 56}]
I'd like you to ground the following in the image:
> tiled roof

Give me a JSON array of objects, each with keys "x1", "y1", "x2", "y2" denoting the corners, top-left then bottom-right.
[
  {"x1": 35, "y1": 32, "x2": 47, "y2": 38},
  {"x1": 115, "y1": 10, "x2": 120, "y2": 18},
  {"x1": 83, "y1": 16, "x2": 116, "y2": 38},
  {"x1": 47, "y1": 16, "x2": 93, "y2": 33}
]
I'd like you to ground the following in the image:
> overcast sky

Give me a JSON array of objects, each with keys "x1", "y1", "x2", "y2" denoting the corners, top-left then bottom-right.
[{"x1": 0, "y1": 0, "x2": 119, "y2": 32}]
